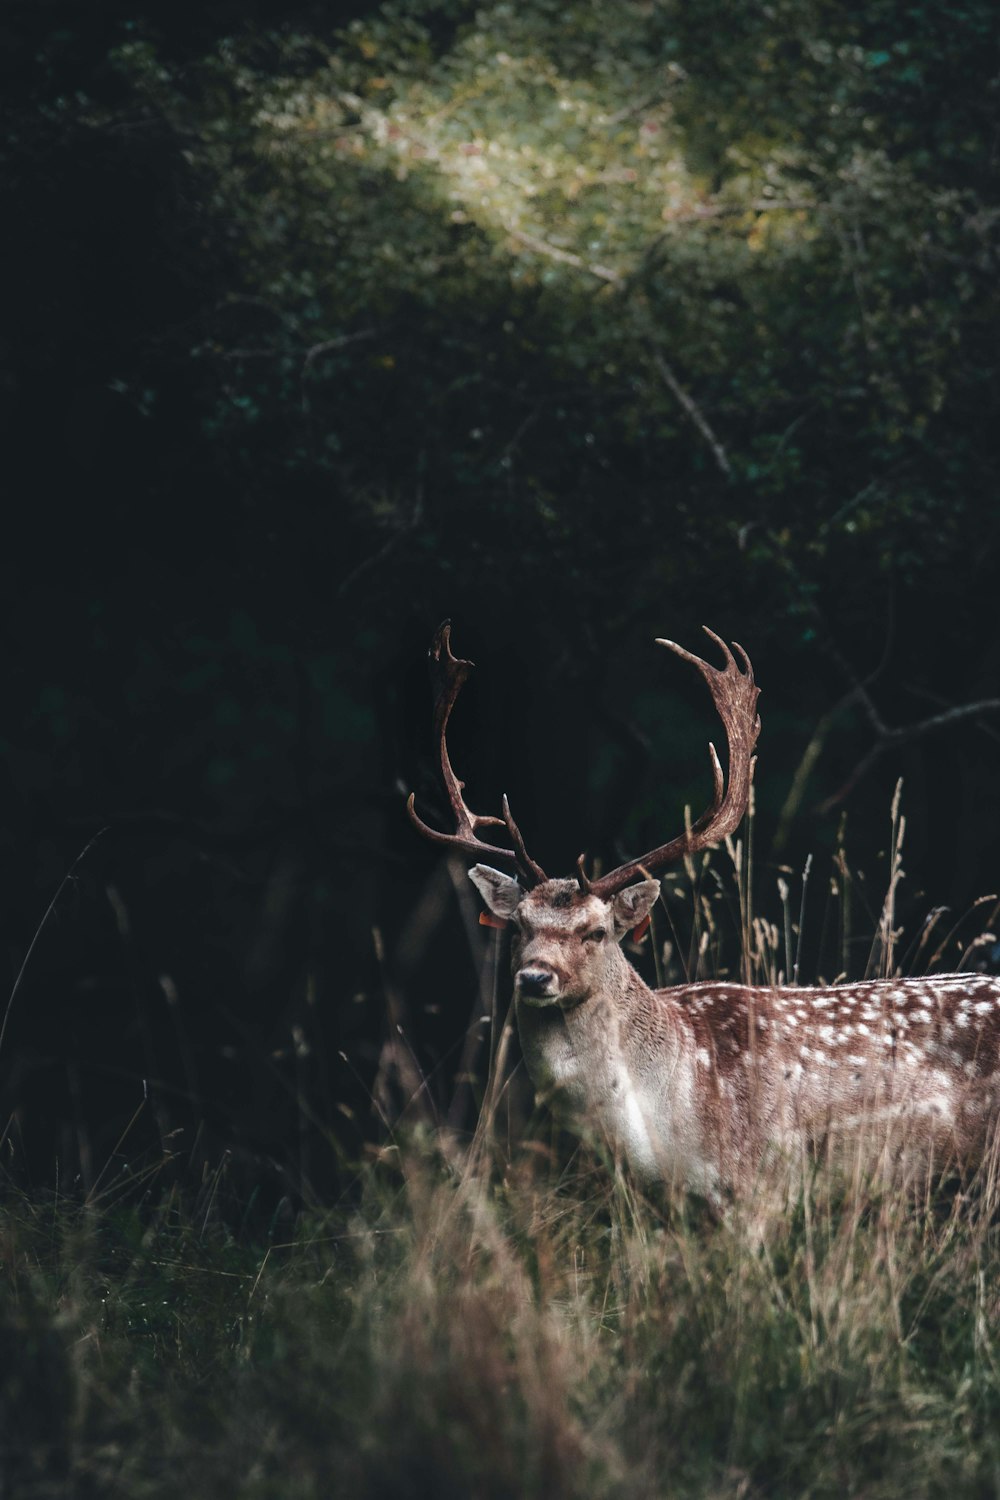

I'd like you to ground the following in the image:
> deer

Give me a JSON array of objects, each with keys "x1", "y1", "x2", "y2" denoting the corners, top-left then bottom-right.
[{"x1": 407, "y1": 623, "x2": 1000, "y2": 1204}]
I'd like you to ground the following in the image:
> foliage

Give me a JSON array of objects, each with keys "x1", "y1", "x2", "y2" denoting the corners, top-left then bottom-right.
[{"x1": 81, "y1": 0, "x2": 1000, "y2": 635}]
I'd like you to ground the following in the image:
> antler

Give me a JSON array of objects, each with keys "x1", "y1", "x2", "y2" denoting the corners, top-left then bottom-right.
[
  {"x1": 406, "y1": 622, "x2": 547, "y2": 886},
  {"x1": 581, "y1": 628, "x2": 760, "y2": 900}
]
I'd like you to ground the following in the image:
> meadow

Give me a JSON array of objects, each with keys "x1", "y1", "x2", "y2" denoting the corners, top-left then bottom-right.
[
  {"x1": 5, "y1": 833, "x2": 1000, "y2": 1499},
  {"x1": 5, "y1": 1118, "x2": 1000, "y2": 1498}
]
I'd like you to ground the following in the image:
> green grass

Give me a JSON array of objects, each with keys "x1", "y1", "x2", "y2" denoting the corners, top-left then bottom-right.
[{"x1": 4, "y1": 1130, "x2": 1000, "y2": 1499}]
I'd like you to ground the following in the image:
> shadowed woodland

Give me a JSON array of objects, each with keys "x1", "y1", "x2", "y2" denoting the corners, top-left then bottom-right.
[
  {"x1": 3, "y1": 0, "x2": 1000, "y2": 1203},
  {"x1": 5, "y1": 4, "x2": 1000, "y2": 1496}
]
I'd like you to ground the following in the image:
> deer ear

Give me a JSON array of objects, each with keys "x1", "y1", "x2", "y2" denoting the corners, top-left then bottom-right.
[
  {"x1": 611, "y1": 879, "x2": 660, "y2": 939},
  {"x1": 469, "y1": 865, "x2": 523, "y2": 918}
]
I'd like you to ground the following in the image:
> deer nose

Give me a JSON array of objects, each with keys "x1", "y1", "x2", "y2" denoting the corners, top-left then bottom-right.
[{"x1": 517, "y1": 966, "x2": 558, "y2": 1000}]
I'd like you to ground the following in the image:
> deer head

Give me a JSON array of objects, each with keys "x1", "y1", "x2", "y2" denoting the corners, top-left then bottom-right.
[{"x1": 467, "y1": 871, "x2": 660, "y2": 1010}]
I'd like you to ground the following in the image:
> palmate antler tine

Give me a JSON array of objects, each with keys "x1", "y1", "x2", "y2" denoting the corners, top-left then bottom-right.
[
  {"x1": 406, "y1": 622, "x2": 547, "y2": 885},
  {"x1": 585, "y1": 627, "x2": 760, "y2": 899},
  {"x1": 692, "y1": 740, "x2": 725, "y2": 830}
]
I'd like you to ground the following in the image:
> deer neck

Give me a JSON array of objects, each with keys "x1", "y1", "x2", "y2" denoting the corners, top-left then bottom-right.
[
  {"x1": 515, "y1": 946, "x2": 682, "y2": 1106},
  {"x1": 515, "y1": 947, "x2": 709, "y2": 1188}
]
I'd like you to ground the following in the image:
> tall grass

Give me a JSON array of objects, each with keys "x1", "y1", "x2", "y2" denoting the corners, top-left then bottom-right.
[
  {"x1": 4, "y1": 1133, "x2": 1000, "y2": 1498},
  {"x1": 4, "y1": 820, "x2": 1000, "y2": 1497}
]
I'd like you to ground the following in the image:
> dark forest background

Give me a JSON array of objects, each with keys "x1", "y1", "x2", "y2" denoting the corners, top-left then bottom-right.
[{"x1": 2, "y1": 0, "x2": 999, "y2": 1208}]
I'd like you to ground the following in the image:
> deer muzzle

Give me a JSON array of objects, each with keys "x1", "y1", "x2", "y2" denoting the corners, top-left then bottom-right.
[{"x1": 516, "y1": 965, "x2": 560, "y2": 1005}]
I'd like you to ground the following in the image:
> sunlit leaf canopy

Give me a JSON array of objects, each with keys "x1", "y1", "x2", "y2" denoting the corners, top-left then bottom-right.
[{"x1": 101, "y1": 0, "x2": 995, "y2": 636}]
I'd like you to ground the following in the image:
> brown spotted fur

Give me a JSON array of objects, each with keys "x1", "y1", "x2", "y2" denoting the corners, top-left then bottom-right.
[{"x1": 480, "y1": 874, "x2": 1000, "y2": 1203}]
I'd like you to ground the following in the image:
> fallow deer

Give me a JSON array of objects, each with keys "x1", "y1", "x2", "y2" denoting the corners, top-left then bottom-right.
[{"x1": 408, "y1": 624, "x2": 1000, "y2": 1202}]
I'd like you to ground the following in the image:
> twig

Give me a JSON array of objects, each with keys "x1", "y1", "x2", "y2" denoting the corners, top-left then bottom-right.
[
  {"x1": 773, "y1": 687, "x2": 863, "y2": 852},
  {"x1": 301, "y1": 329, "x2": 376, "y2": 412},
  {"x1": 647, "y1": 346, "x2": 733, "y2": 478},
  {"x1": 220, "y1": 329, "x2": 374, "y2": 379},
  {"x1": 0, "y1": 827, "x2": 110, "y2": 1067},
  {"x1": 302, "y1": 328, "x2": 376, "y2": 372},
  {"x1": 504, "y1": 226, "x2": 621, "y2": 284},
  {"x1": 905, "y1": 684, "x2": 1000, "y2": 749},
  {"x1": 494, "y1": 400, "x2": 544, "y2": 467},
  {"x1": 603, "y1": 68, "x2": 687, "y2": 124}
]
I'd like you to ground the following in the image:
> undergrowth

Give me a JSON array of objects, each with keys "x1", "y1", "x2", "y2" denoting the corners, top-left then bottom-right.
[
  {"x1": 3, "y1": 1133, "x2": 1000, "y2": 1499},
  {"x1": 5, "y1": 808, "x2": 1000, "y2": 1497}
]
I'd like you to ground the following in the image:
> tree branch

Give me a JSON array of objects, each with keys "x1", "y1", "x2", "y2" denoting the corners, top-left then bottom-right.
[
  {"x1": 503, "y1": 226, "x2": 621, "y2": 284},
  {"x1": 817, "y1": 697, "x2": 1000, "y2": 814},
  {"x1": 647, "y1": 347, "x2": 733, "y2": 478}
]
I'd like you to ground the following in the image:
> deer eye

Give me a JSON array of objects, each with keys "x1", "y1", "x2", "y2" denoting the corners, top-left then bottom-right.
[{"x1": 582, "y1": 927, "x2": 607, "y2": 944}]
